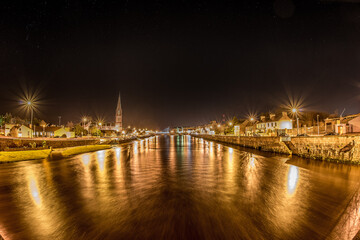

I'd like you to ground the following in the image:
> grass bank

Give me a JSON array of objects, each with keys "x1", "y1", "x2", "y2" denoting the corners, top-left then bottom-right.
[
  {"x1": 0, "y1": 149, "x2": 52, "y2": 163},
  {"x1": 52, "y1": 144, "x2": 111, "y2": 158},
  {"x1": 0, "y1": 144, "x2": 112, "y2": 163}
]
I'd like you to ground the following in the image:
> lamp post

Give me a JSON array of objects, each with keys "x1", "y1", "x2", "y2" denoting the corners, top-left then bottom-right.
[
  {"x1": 250, "y1": 117, "x2": 254, "y2": 136},
  {"x1": 82, "y1": 117, "x2": 87, "y2": 137},
  {"x1": 292, "y1": 108, "x2": 299, "y2": 135},
  {"x1": 98, "y1": 122, "x2": 102, "y2": 138},
  {"x1": 27, "y1": 101, "x2": 34, "y2": 138},
  {"x1": 317, "y1": 114, "x2": 320, "y2": 136}
]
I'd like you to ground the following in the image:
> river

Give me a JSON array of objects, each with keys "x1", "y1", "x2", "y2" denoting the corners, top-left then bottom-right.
[{"x1": 0, "y1": 135, "x2": 359, "y2": 239}]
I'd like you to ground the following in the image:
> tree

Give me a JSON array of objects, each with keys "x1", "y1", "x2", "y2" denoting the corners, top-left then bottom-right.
[
  {"x1": 74, "y1": 124, "x2": 87, "y2": 137},
  {"x1": 90, "y1": 126, "x2": 102, "y2": 137},
  {"x1": 3, "y1": 113, "x2": 12, "y2": 124},
  {"x1": 66, "y1": 121, "x2": 74, "y2": 129},
  {"x1": 12, "y1": 116, "x2": 25, "y2": 125}
]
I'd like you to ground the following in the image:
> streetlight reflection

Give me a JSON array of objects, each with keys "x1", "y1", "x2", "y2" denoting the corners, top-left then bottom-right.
[
  {"x1": 29, "y1": 177, "x2": 41, "y2": 206},
  {"x1": 287, "y1": 165, "x2": 299, "y2": 195}
]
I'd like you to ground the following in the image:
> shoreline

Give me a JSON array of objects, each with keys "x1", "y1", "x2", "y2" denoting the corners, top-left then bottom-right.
[
  {"x1": 0, "y1": 136, "x2": 153, "y2": 163},
  {"x1": 193, "y1": 134, "x2": 360, "y2": 164}
]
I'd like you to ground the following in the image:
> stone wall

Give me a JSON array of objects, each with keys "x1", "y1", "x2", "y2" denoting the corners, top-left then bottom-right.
[
  {"x1": 289, "y1": 135, "x2": 360, "y2": 163},
  {"x1": 0, "y1": 138, "x2": 99, "y2": 151},
  {"x1": 194, "y1": 134, "x2": 360, "y2": 163},
  {"x1": 195, "y1": 135, "x2": 291, "y2": 154}
]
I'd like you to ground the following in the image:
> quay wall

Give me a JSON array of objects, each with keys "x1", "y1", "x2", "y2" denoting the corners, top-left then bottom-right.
[
  {"x1": 194, "y1": 134, "x2": 360, "y2": 163},
  {"x1": 289, "y1": 135, "x2": 360, "y2": 163},
  {"x1": 195, "y1": 135, "x2": 291, "y2": 155},
  {"x1": 0, "y1": 138, "x2": 99, "y2": 151}
]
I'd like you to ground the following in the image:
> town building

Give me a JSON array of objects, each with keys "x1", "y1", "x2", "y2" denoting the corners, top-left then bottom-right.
[
  {"x1": 324, "y1": 113, "x2": 360, "y2": 134},
  {"x1": 34, "y1": 126, "x2": 75, "y2": 138},
  {"x1": 255, "y1": 112, "x2": 293, "y2": 136},
  {"x1": 234, "y1": 125, "x2": 240, "y2": 136},
  {"x1": 5, "y1": 124, "x2": 32, "y2": 138}
]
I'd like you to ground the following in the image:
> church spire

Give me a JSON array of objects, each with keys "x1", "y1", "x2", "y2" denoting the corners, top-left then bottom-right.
[
  {"x1": 116, "y1": 92, "x2": 121, "y2": 112},
  {"x1": 115, "y1": 92, "x2": 122, "y2": 131}
]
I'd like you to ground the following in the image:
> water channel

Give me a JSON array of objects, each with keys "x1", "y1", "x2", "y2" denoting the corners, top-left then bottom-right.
[{"x1": 0, "y1": 135, "x2": 359, "y2": 239}]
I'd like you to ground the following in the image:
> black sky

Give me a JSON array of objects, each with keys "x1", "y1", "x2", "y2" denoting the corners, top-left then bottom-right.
[{"x1": 1, "y1": 0, "x2": 360, "y2": 129}]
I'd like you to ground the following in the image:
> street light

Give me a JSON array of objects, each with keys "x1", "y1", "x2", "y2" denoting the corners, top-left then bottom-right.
[
  {"x1": 250, "y1": 117, "x2": 254, "y2": 135},
  {"x1": 98, "y1": 122, "x2": 102, "y2": 137},
  {"x1": 82, "y1": 117, "x2": 87, "y2": 137},
  {"x1": 317, "y1": 114, "x2": 320, "y2": 136},
  {"x1": 292, "y1": 108, "x2": 299, "y2": 135},
  {"x1": 27, "y1": 101, "x2": 34, "y2": 138}
]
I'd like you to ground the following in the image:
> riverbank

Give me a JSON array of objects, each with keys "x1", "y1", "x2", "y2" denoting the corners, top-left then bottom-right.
[
  {"x1": 193, "y1": 134, "x2": 360, "y2": 164},
  {"x1": 0, "y1": 135, "x2": 155, "y2": 163},
  {"x1": 0, "y1": 149, "x2": 52, "y2": 163},
  {"x1": 0, "y1": 145, "x2": 112, "y2": 163},
  {"x1": 0, "y1": 137, "x2": 99, "y2": 151},
  {"x1": 51, "y1": 145, "x2": 112, "y2": 159}
]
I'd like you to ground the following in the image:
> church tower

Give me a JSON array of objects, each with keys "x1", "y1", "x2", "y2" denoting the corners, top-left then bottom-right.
[{"x1": 115, "y1": 93, "x2": 122, "y2": 131}]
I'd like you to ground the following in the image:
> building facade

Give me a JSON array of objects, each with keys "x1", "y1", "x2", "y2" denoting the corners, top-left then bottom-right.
[{"x1": 325, "y1": 114, "x2": 360, "y2": 134}]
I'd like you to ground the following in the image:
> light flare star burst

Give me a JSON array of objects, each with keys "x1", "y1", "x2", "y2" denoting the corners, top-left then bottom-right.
[{"x1": 18, "y1": 88, "x2": 42, "y2": 116}]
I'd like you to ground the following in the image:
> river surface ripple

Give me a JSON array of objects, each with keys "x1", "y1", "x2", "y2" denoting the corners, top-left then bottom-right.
[{"x1": 0, "y1": 135, "x2": 360, "y2": 239}]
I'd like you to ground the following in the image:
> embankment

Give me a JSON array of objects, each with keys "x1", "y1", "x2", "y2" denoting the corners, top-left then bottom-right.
[
  {"x1": 288, "y1": 135, "x2": 360, "y2": 163},
  {"x1": 51, "y1": 145, "x2": 111, "y2": 159},
  {"x1": 194, "y1": 134, "x2": 360, "y2": 163},
  {"x1": 194, "y1": 135, "x2": 291, "y2": 154},
  {"x1": 0, "y1": 149, "x2": 52, "y2": 163},
  {"x1": 0, "y1": 137, "x2": 140, "y2": 162},
  {"x1": 0, "y1": 137, "x2": 99, "y2": 151}
]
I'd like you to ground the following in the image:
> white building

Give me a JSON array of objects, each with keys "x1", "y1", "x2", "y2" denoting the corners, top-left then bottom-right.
[{"x1": 256, "y1": 112, "x2": 293, "y2": 135}]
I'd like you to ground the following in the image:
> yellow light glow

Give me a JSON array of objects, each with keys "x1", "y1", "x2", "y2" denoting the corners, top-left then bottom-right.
[
  {"x1": 292, "y1": 108, "x2": 297, "y2": 113},
  {"x1": 250, "y1": 117, "x2": 254, "y2": 121},
  {"x1": 287, "y1": 165, "x2": 299, "y2": 195},
  {"x1": 29, "y1": 178, "x2": 41, "y2": 206},
  {"x1": 18, "y1": 85, "x2": 42, "y2": 116},
  {"x1": 82, "y1": 154, "x2": 90, "y2": 166},
  {"x1": 249, "y1": 156, "x2": 255, "y2": 168}
]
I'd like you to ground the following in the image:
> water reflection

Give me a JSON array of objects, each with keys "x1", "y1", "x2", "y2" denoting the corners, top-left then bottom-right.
[
  {"x1": 81, "y1": 154, "x2": 90, "y2": 166},
  {"x1": 29, "y1": 177, "x2": 41, "y2": 206},
  {"x1": 287, "y1": 165, "x2": 299, "y2": 195},
  {"x1": 0, "y1": 136, "x2": 359, "y2": 239},
  {"x1": 97, "y1": 150, "x2": 105, "y2": 172}
]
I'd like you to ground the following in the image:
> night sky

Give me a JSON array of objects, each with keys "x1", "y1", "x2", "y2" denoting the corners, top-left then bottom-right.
[{"x1": 1, "y1": 0, "x2": 360, "y2": 129}]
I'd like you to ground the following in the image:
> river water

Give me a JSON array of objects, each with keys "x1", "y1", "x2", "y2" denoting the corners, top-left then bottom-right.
[{"x1": 0, "y1": 135, "x2": 360, "y2": 239}]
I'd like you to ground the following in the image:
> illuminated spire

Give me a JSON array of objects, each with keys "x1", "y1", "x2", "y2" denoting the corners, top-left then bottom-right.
[
  {"x1": 115, "y1": 92, "x2": 122, "y2": 131},
  {"x1": 116, "y1": 92, "x2": 121, "y2": 113}
]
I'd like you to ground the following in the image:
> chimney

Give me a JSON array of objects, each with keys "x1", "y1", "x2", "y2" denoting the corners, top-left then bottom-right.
[
  {"x1": 270, "y1": 113, "x2": 275, "y2": 120},
  {"x1": 282, "y1": 112, "x2": 288, "y2": 117},
  {"x1": 260, "y1": 116, "x2": 266, "y2": 121}
]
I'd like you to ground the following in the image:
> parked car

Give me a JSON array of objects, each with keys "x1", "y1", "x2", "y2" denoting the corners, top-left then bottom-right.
[
  {"x1": 324, "y1": 132, "x2": 338, "y2": 136},
  {"x1": 297, "y1": 134, "x2": 308, "y2": 137},
  {"x1": 278, "y1": 133, "x2": 289, "y2": 137}
]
